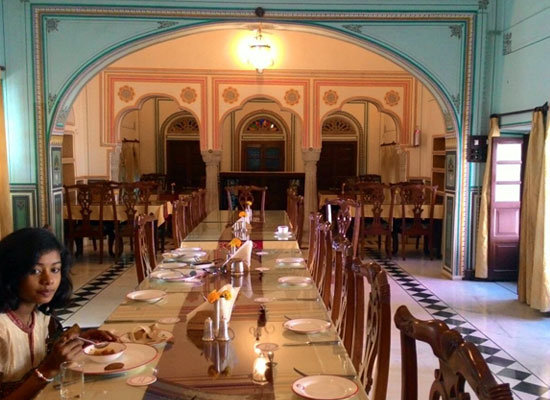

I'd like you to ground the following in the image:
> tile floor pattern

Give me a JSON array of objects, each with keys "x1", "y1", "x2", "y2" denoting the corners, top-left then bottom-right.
[
  {"x1": 364, "y1": 247, "x2": 550, "y2": 400},
  {"x1": 54, "y1": 255, "x2": 133, "y2": 324}
]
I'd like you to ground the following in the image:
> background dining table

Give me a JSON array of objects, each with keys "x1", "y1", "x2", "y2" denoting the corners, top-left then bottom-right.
[{"x1": 36, "y1": 210, "x2": 368, "y2": 400}]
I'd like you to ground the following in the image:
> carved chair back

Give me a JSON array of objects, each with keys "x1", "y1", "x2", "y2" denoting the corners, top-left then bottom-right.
[{"x1": 394, "y1": 305, "x2": 513, "y2": 400}]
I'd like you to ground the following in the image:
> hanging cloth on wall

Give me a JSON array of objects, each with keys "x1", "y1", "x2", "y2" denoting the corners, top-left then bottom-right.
[
  {"x1": 380, "y1": 143, "x2": 400, "y2": 183},
  {"x1": 474, "y1": 117, "x2": 500, "y2": 279},
  {"x1": 518, "y1": 110, "x2": 550, "y2": 312},
  {"x1": 119, "y1": 141, "x2": 140, "y2": 182}
]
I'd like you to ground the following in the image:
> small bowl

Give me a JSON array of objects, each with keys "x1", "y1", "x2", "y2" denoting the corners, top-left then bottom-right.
[{"x1": 83, "y1": 342, "x2": 127, "y2": 363}]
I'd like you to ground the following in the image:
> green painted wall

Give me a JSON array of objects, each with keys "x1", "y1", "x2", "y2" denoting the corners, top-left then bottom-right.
[{"x1": 492, "y1": 0, "x2": 550, "y2": 125}]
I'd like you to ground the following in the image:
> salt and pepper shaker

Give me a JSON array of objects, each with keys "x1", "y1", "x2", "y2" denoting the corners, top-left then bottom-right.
[
  {"x1": 202, "y1": 317, "x2": 215, "y2": 341},
  {"x1": 217, "y1": 317, "x2": 231, "y2": 341}
]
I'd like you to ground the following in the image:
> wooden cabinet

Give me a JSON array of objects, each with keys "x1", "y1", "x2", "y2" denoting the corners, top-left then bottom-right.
[
  {"x1": 219, "y1": 172, "x2": 305, "y2": 210},
  {"x1": 432, "y1": 136, "x2": 445, "y2": 203},
  {"x1": 62, "y1": 131, "x2": 76, "y2": 186}
]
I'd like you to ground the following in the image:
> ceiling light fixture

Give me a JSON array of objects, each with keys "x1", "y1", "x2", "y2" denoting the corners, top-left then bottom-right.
[{"x1": 248, "y1": 8, "x2": 274, "y2": 73}]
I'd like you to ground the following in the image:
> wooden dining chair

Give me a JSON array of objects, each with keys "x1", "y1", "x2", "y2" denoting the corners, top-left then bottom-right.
[
  {"x1": 294, "y1": 194, "x2": 305, "y2": 248},
  {"x1": 197, "y1": 188, "x2": 207, "y2": 220},
  {"x1": 393, "y1": 183, "x2": 438, "y2": 259},
  {"x1": 357, "y1": 182, "x2": 396, "y2": 259},
  {"x1": 307, "y1": 212, "x2": 324, "y2": 274},
  {"x1": 116, "y1": 182, "x2": 152, "y2": 256},
  {"x1": 64, "y1": 183, "x2": 117, "y2": 264},
  {"x1": 312, "y1": 221, "x2": 331, "y2": 288},
  {"x1": 329, "y1": 241, "x2": 350, "y2": 331},
  {"x1": 394, "y1": 305, "x2": 513, "y2": 400},
  {"x1": 134, "y1": 213, "x2": 157, "y2": 284},
  {"x1": 286, "y1": 187, "x2": 296, "y2": 226},
  {"x1": 341, "y1": 260, "x2": 390, "y2": 400},
  {"x1": 325, "y1": 197, "x2": 362, "y2": 258},
  {"x1": 225, "y1": 185, "x2": 267, "y2": 212}
]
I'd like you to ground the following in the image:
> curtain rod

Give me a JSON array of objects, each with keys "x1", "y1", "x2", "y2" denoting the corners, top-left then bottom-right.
[{"x1": 491, "y1": 101, "x2": 548, "y2": 119}]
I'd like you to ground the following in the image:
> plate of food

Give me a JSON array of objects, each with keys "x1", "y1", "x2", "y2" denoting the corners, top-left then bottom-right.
[
  {"x1": 75, "y1": 343, "x2": 158, "y2": 375},
  {"x1": 120, "y1": 323, "x2": 174, "y2": 345}
]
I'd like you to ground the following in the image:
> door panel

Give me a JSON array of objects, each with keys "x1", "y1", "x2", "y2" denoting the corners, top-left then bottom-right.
[
  {"x1": 166, "y1": 140, "x2": 205, "y2": 189},
  {"x1": 488, "y1": 137, "x2": 525, "y2": 280},
  {"x1": 317, "y1": 141, "x2": 357, "y2": 190},
  {"x1": 242, "y1": 141, "x2": 284, "y2": 171}
]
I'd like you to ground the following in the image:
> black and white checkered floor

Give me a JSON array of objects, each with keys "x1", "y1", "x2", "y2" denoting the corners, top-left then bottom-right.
[{"x1": 365, "y1": 246, "x2": 550, "y2": 400}]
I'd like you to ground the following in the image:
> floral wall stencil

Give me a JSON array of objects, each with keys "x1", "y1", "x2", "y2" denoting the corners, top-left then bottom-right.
[
  {"x1": 222, "y1": 87, "x2": 239, "y2": 104},
  {"x1": 118, "y1": 85, "x2": 135, "y2": 103},
  {"x1": 323, "y1": 90, "x2": 338, "y2": 106},
  {"x1": 384, "y1": 90, "x2": 400, "y2": 106},
  {"x1": 284, "y1": 89, "x2": 300, "y2": 106},
  {"x1": 180, "y1": 87, "x2": 197, "y2": 104}
]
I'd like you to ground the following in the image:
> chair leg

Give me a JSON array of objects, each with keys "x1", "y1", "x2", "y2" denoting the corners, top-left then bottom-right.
[
  {"x1": 92, "y1": 238, "x2": 97, "y2": 251},
  {"x1": 401, "y1": 233, "x2": 407, "y2": 260},
  {"x1": 385, "y1": 235, "x2": 392, "y2": 260},
  {"x1": 99, "y1": 237, "x2": 104, "y2": 264},
  {"x1": 377, "y1": 235, "x2": 382, "y2": 250}
]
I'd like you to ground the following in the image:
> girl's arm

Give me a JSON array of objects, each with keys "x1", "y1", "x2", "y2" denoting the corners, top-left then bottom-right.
[{"x1": 0, "y1": 333, "x2": 82, "y2": 399}]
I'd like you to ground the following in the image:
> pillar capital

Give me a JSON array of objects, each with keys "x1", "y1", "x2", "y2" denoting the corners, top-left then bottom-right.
[
  {"x1": 301, "y1": 148, "x2": 321, "y2": 163},
  {"x1": 201, "y1": 149, "x2": 222, "y2": 166}
]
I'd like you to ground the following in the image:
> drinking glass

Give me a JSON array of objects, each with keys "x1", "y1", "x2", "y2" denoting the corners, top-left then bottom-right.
[{"x1": 60, "y1": 361, "x2": 84, "y2": 399}]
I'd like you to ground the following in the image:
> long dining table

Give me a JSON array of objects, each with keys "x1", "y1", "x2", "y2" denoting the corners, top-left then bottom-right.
[{"x1": 37, "y1": 210, "x2": 368, "y2": 400}]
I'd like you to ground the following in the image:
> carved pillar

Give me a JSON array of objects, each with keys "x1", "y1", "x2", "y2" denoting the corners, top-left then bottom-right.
[
  {"x1": 201, "y1": 150, "x2": 222, "y2": 212},
  {"x1": 302, "y1": 148, "x2": 321, "y2": 221}
]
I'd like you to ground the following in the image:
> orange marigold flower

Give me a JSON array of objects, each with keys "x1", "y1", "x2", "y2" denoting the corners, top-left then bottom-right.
[
  {"x1": 238, "y1": 211, "x2": 246, "y2": 218},
  {"x1": 229, "y1": 238, "x2": 242, "y2": 248},
  {"x1": 245, "y1": 201, "x2": 252, "y2": 206},
  {"x1": 220, "y1": 290, "x2": 232, "y2": 300},
  {"x1": 207, "y1": 290, "x2": 220, "y2": 303}
]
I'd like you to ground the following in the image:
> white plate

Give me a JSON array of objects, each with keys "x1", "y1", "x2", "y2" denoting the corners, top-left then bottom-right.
[
  {"x1": 158, "y1": 262, "x2": 188, "y2": 269},
  {"x1": 278, "y1": 276, "x2": 313, "y2": 286},
  {"x1": 255, "y1": 267, "x2": 270, "y2": 272},
  {"x1": 150, "y1": 270, "x2": 185, "y2": 281},
  {"x1": 292, "y1": 375, "x2": 358, "y2": 400},
  {"x1": 75, "y1": 343, "x2": 158, "y2": 376},
  {"x1": 276, "y1": 257, "x2": 305, "y2": 265},
  {"x1": 283, "y1": 318, "x2": 331, "y2": 334},
  {"x1": 120, "y1": 329, "x2": 174, "y2": 345},
  {"x1": 126, "y1": 290, "x2": 166, "y2": 303},
  {"x1": 178, "y1": 251, "x2": 208, "y2": 262},
  {"x1": 274, "y1": 232, "x2": 293, "y2": 239},
  {"x1": 178, "y1": 247, "x2": 203, "y2": 252},
  {"x1": 253, "y1": 297, "x2": 274, "y2": 303}
]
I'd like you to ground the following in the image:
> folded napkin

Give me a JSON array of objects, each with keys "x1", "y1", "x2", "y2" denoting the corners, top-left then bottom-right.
[
  {"x1": 218, "y1": 284, "x2": 241, "y2": 322},
  {"x1": 230, "y1": 240, "x2": 253, "y2": 268}
]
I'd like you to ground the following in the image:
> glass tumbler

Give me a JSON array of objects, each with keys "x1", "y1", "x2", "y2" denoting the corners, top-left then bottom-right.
[{"x1": 60, "y1": 360, "x2": 84, "y2": 399}]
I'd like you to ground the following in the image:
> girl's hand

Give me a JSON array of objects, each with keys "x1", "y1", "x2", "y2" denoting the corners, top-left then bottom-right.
[
  {"x1": 80, "y1": 329, "x2": 119, "y2": 343},
  {"x1": 39, "y1": 332, "x2": 83, "y2": 379}
]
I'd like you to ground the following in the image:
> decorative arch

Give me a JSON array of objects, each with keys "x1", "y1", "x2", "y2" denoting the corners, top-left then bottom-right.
[
  {"x1": 234, "y1": 109, "x2": 293, "y2": 171},
  {"x1": 114, "y1": 93, "x2": 203, "y2": 146},
  {"x1": 31, "y1": 10, "x2": 469, "y2": 275},
  {"x1": 216, "y1": 92, "x2": 304, "y2": 151}
]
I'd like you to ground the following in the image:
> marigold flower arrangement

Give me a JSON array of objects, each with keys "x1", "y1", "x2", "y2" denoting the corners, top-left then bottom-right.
[
  {"x1": 228, "y1": 238, "x2": 242, "y2": 248},
  {"x1": 245, "y1": 201, "x2": 252, "y2": 207},
  {"x1": 238, "y1": 211, "x2": 246, "y2": 218},
  {"x1": 207, "y1": 289, "x2": 232, "y2": 303}
]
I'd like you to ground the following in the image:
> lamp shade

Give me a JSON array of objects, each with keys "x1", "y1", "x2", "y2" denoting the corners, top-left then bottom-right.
[{"x1": 248, "y1": 28, "x2": 274, "y2": 73}]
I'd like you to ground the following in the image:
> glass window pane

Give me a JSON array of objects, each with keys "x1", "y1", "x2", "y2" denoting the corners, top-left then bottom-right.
[
  {"x1": 496, "y1": 143, "x2": 522, "y2": 162},
  {"x1": 495, "y1": 164, "x2": 521, "y2": 182},
  {"x1": 494, "y1": 184, "x2": 520, "y2": 202}
]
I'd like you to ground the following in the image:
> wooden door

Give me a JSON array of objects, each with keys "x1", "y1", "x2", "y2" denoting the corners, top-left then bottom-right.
[
  {"x1": 317, "y1": 141, "x2": 357, "y2": 190},
  {"x1": 166, "y1": 140, "x2": 205, "y2": 190},
  {"x1": 488, "y1": 137, "x2": 525, "y2": 280},
  {"x1": 241, "y1": 141, "x2": 284, "y2": 171}
]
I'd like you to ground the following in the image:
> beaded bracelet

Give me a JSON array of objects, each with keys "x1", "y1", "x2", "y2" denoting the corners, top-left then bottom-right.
[{"x1": 34, "y1": 368, "x2": 54, "y2": 383}]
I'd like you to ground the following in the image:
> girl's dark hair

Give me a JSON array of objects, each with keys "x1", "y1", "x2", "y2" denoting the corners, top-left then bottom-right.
[{"x1": 0, "y1": 228, "x2": 73, "y2": 314}]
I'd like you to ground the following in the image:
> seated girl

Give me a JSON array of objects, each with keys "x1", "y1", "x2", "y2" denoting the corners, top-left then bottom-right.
[{"x1": 0, "y1": 228, "x2": 118, "y2": 399}]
